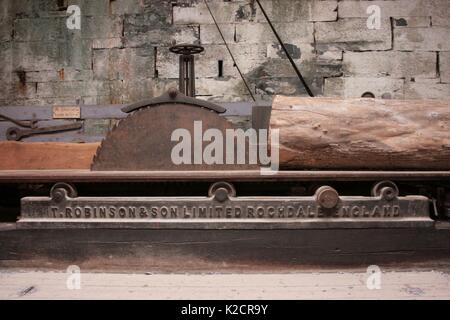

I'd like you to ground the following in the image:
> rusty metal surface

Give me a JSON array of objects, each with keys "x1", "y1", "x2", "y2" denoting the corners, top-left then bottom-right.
[
  {"x1": 169, "y1": 44, "x2": 204, "y2": 97},
  {"x1": 178, "y1": 54, "x2": 196, "y2": 96},
  {"x1": 6, "y1": 122, "x2": 82, "y2": 141},
  {"x1": 18, "y1": 181, "x2": 433, "y2": 229},
  {"x1": 1, "y1": 170, "x2": 450, "y2": 183},
  {"x1": 0, "y1": 102, "x2": 252, "y2": 142},
  {"x1": 92, "y1": 99, "x2": 256, "y2": 171},
  {"x1": 1, "y1": 111, "x2": 83, "y2": 141}
]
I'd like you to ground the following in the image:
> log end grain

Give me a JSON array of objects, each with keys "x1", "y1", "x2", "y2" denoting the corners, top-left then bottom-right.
[{"x1": 0, "y1": 141, "x2": 99, "y2": 170}]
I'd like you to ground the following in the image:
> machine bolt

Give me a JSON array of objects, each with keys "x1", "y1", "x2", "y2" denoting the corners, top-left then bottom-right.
[
  {"x1": 214, "y1": 187, "x2": 229, "y2": 203},
  {"x1": 315, "y1": 186, "x2": 340, "y2": 209},
  {"x1": 168, "y1": 87, "x2": 178, "y2": 99}
]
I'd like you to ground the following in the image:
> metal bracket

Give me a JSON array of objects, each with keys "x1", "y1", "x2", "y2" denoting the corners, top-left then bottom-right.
[{"x1": 121, "y1": 88, "x2": 226, "y2": 114}]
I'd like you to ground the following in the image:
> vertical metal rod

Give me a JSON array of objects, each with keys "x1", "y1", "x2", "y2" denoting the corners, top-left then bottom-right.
[
  {"x1": 179, "y1": 55, "x2": 186, "y2": 95},
  {"x1": 189, "y1": 56, "x2": 196, "y2": 97},
  {"x1": 255, "y1": 0, "x2": 314, "y2": 97},
  {"x1": 178, "y1": 55, "x2": 196, "y2": 97},
  {"x1": 184, "y1": 56, "x2": 188, "y2": 95}
]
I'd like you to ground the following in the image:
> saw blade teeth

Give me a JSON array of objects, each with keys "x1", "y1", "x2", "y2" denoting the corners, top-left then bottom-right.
[
  {"x1": 91, "y1": 129, "x2": 109, "y2": 170},
  {"x1": 90, "y1": 106, "x2": 129, "y2": 169},
  {"x1": 90, "y1": 108, "x2": 145, "y2": 170}
]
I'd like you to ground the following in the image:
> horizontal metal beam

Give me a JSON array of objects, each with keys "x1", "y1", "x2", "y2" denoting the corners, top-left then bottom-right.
[
  {"x1": 17, "y1": 220, "x2": 433, "y2": 230},
  {"x1": 0, "y1": 102, "x2": 257, "y2": 120},
  {"x1": 18, "y1": 184, "x2": 433, "y2": 229},
  {"x1": 1, "y1": 170, "x2": 450, "y2": 183},
  {"x1": 0, "y1": 102, "x2": 260, "y2": 142}
]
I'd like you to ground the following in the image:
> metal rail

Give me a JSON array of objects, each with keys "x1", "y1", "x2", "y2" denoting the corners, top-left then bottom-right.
[{"x1": 1, "y1": 170, "x2": 450, "y2": 182}]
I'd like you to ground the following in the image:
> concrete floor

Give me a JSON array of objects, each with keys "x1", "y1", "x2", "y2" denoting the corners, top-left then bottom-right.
[{"x1": 1, "y1": 269, "x2": 449, "y2": 299}]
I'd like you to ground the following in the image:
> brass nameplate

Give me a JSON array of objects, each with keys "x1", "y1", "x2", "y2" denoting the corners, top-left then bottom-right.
[{"x1": 52, "y1": 106, "x2": 81, "y2": 119}]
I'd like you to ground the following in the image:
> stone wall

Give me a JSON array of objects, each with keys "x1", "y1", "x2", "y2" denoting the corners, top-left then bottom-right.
[{"x1": 0, "y1": 0, "x2": 449, "y2": 106}]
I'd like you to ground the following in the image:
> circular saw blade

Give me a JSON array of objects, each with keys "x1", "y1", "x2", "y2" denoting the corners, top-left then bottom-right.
[{"x1": 91, "y1": 103, "x2": 257, "y2": 171}]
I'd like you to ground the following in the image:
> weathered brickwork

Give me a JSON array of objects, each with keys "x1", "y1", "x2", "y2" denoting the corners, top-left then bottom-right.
[{"x1": 0, "y1": 0, "x2": 449, "y2": 106}]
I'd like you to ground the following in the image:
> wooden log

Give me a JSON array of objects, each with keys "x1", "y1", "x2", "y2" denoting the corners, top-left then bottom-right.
[
  {"x1": 270, "y1": 96, "x2": 450, "y2": 170},
  {"x1": 0, "y1": 141, "x2": 99, "y2": 170}
]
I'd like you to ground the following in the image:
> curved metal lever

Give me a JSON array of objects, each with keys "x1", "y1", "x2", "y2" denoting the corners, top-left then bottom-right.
[
  {"x1": 0, "y1": 113, "x2": 37, "y2": 128},
  {"x1": 6, "y1": 122, "x2": 82, "y2": 141}
]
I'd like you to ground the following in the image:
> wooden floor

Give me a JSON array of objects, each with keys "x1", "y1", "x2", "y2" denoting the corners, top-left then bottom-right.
[{"x1": 1, "y1": 270, "x2": 449, "y2": 299}]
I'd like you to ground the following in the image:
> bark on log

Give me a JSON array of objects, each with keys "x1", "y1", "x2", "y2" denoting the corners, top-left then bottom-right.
[
  {"x1": 270, "y1": 96, "x2": 450, "y2": 170},
  {"x1": 0, "y1": 142, "x2": 99, "y2": 170}
]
